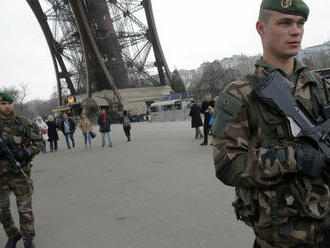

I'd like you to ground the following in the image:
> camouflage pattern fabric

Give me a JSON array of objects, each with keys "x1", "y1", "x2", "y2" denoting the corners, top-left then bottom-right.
[
  {"x1": 0, "y1": 173, "x2": 34, "y2": 239},
  {"x1": 0, "y1": 112, "x2": 44, "y2": 175},
  {"x1": 0, "y1": 112, "x2": 43, "y2": 239},
  {"x1": 213, "y1": 58, "x2": 330, "y2": 247}
]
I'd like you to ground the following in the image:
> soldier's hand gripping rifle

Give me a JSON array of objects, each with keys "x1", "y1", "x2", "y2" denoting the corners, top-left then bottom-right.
[
  {"x1": 254, "y1": 71, "x2": 330, "y2": 178},
  {"x1": 0, "y1": 137, "x2": 30, "y2": 180}
]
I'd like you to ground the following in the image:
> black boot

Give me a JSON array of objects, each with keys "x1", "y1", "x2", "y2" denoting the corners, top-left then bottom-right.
[
  {"x1": 23, "y1": 239, "x2": 35, "y2": 248},
  {"x1": 128, "y1": 137, "x2": 131, "y2": 142},
  {"x1": 5, "y1": 233, "x2": 22, "y2": 248}
]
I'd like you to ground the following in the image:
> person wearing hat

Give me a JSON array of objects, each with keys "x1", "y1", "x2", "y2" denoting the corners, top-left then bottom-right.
[
  {"x1": 0, "y1": 92, "x2": 44, "y2": 248},
  {"x1": 213, "y1": 1, "x2": 330, "y2": 247}
]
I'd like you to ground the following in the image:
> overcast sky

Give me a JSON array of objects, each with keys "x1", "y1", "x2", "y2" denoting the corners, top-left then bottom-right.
[{"x1": 1, "y1": 0, "x2": 329, "y2": 100}]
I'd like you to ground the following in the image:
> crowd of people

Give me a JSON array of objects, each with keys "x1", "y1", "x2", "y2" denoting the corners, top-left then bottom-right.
[
  {"x1": 34, "y1": 95, "x2": 216, "y2": 151},
  {"x1": 189, "y1": 93, "x2": 215, "y2": 146},
  {"x1": 32, "y1": 108, "x2": 132, "y2": 153}
]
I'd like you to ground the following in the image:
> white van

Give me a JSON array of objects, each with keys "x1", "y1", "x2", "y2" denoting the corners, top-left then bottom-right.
[{"x1": 150, "y1": 99, "x2": 191, "y2": 122}]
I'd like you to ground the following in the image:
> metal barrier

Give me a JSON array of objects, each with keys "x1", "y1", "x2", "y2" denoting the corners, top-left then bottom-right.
[{"x1": 151, "y1": 109, "x2": 190, "y2": 122}]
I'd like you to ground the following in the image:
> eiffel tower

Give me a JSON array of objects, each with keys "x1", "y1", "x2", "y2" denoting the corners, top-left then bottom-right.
[{"x1": 26, "y1": 0, "x2": 172, "y2": 108}]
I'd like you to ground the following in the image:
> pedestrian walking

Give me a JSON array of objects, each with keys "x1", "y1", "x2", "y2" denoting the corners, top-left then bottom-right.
[
  {"x1": 0, "y1": 92, "x2": 44, "y2": 248},
  {"x1": 212, "y1": 1, "x2": 330, "y2": 247},
  {"x1": 121, "y1": 110, "x2": 131, "y2": 142},
  {"x1": 189, "y1": 100, "x2": 203, "y2": 139},
  {"x1": 146, "y1": 108, "x2": 152, "y2": 122},
  {"x1": 46, "y1": 115, "x2": 59, "y2": 152},
  {"x1": 78, "y1": 112, "x2": 93, "y2": 149},
  {"x1": 36, "y1": 116, "x2": 48, "y2": 153},
  {"x1": 60, "y1": 113, "x2": 76, "y2": 150},
  {"x1": 98, "y1": 108, "x2": 112, "y2": 147},
  {"x1": 200, "y1": 93, "x2": 215, "y2": 145}
]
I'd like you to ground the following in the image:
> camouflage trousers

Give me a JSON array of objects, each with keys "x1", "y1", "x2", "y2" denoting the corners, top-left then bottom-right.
[
  {"x1": 252, "y1": 216, "x2": 330, "y2": 248},
  {"x1": 0, "y1": 172, "x2": 34, "y2": 239}
]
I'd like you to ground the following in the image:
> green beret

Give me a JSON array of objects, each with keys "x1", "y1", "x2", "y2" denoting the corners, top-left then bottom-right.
[
  {"x1": 261, "y1": 0, "x2": 309, "y2": 20},
  {"x1": 0, "y1": 93, "x2": 15, "y2": 102}
]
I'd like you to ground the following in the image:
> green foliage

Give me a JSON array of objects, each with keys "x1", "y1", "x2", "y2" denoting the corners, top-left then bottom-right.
[{"x1": 170, "y1": 70, "x2": 186, "y2": 93}]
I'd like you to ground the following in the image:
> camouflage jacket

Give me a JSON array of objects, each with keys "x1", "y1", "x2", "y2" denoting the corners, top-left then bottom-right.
[
  {"x1": 213, "y1": 58, "x2": 330, "y2": 229},
  {"x1": 0, "y1": 112, "x2": 44, "y2": 175}
]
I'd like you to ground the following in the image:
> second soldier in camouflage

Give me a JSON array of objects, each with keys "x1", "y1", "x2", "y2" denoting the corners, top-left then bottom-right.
[
  {"x1": 213, "y1": 0, "x2": 330, "y2": 247},
  {"x1": 0, "y1": 93, "x2": 44, "y2": 248}
]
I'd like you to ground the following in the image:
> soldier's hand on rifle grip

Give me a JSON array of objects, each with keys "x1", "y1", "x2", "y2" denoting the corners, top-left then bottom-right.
[
  {"x1": 295, "y1": 145, "x2": 326, "y2": 178},
  {"x1": 13, "y1": 149, "x2": 30, "y2": 163}
]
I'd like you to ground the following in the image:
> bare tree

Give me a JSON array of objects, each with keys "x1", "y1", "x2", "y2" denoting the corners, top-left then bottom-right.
[
  {"x1": 191, "y1": 60, "x2": 241, "y2": 101},
  {"x1": 18, "y1": 83, "x2": 28, "y2": 104}
]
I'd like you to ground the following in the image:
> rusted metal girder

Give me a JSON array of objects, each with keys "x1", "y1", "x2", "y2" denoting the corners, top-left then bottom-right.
[{"x1": 25, "y1": 0, "x2": 76, "y2": 106}]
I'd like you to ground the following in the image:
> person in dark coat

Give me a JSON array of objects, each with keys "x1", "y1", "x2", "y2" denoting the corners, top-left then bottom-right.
[
  {"x1": 60, "y1": 113, "x2": 76, "y2": 150},
  {"x1": 46, "y1": 115, "x2": 59, "y2": 152},
  {"x1": 200, "y1": 93, "x2": 215, "y2": 145},
  {"x1": 98, "y1": 108, "x2": 112, "y2": 147},
  {"x1": 189, "y1": 100, "x2": 203, "y2": 139},
  {"x1": 120, "y1": 110, "x2": 132, "y2": 142}
]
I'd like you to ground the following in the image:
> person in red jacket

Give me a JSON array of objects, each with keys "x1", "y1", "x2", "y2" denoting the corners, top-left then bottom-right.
[{"x1": 98, "y1": 108, "x2": 112, "y2": 147}]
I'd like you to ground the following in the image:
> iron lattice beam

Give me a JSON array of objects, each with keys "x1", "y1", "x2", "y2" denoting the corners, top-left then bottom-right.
[
  {"x1": 26, "y1": 0, "x2": 173, "y2": 107},
  {"x1": 26, "y1": 0, "x2": 77, "y2": 106}
]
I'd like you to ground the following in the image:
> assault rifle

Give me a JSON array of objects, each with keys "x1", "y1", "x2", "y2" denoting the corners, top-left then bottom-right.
[
  {"x1": 0, "y1": 137, "x2": 29, "y2": 180},
  {"x1": 254, "y1": 71, "x2": 330, "y2": 158}
]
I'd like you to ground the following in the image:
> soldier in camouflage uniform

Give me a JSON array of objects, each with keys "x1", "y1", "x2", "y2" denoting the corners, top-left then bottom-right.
[
  {"x1": 213, "y1": 1, "x2": 330, "y2": 247},
  {"x1": 0, "y1": 93, "x2": 44, "y2": 248}
]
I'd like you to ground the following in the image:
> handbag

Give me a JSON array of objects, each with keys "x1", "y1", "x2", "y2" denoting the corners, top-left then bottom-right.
[
  {"x1": 208, "y1": 113, "x2": 214, "y2": 126},
  {"x1": 89, "y1": 130, "x2": 96, "y2": 139}
]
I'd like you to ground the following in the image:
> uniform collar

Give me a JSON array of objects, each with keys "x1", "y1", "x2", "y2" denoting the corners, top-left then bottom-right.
[
  {"x1": 254, "y1": 57, "x2": 307, "y2": 79},
  {"x1": 254, "y1": 58, "x2": 318, "y2": 96},
  {"x1": 0, "y1": 111, "x2": 15, "y2": 120}
]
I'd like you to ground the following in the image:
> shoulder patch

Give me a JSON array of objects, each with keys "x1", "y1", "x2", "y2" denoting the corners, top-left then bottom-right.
[{"x1": 212, "y1": 92, "x2": 242, "y2": 137}]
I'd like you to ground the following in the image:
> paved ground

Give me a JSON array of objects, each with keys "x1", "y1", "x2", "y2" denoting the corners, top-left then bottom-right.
[{"x1": 0, "y1": 121, "x2": 252, "y2": 248}]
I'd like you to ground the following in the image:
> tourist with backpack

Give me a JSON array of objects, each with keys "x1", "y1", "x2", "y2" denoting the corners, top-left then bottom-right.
[{"x1": 121, "y1": 110, "x2": 131, "y2": 142}]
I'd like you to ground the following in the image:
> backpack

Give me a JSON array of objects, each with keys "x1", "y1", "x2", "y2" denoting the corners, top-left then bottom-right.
[{"x1": 123, "y1": 116, "x2": 131, "y2": 127}]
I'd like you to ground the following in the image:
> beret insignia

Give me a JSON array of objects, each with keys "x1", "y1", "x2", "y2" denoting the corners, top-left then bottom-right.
[{"x1": 281, "y1": 0, "x2": 293, "y2": 8}]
